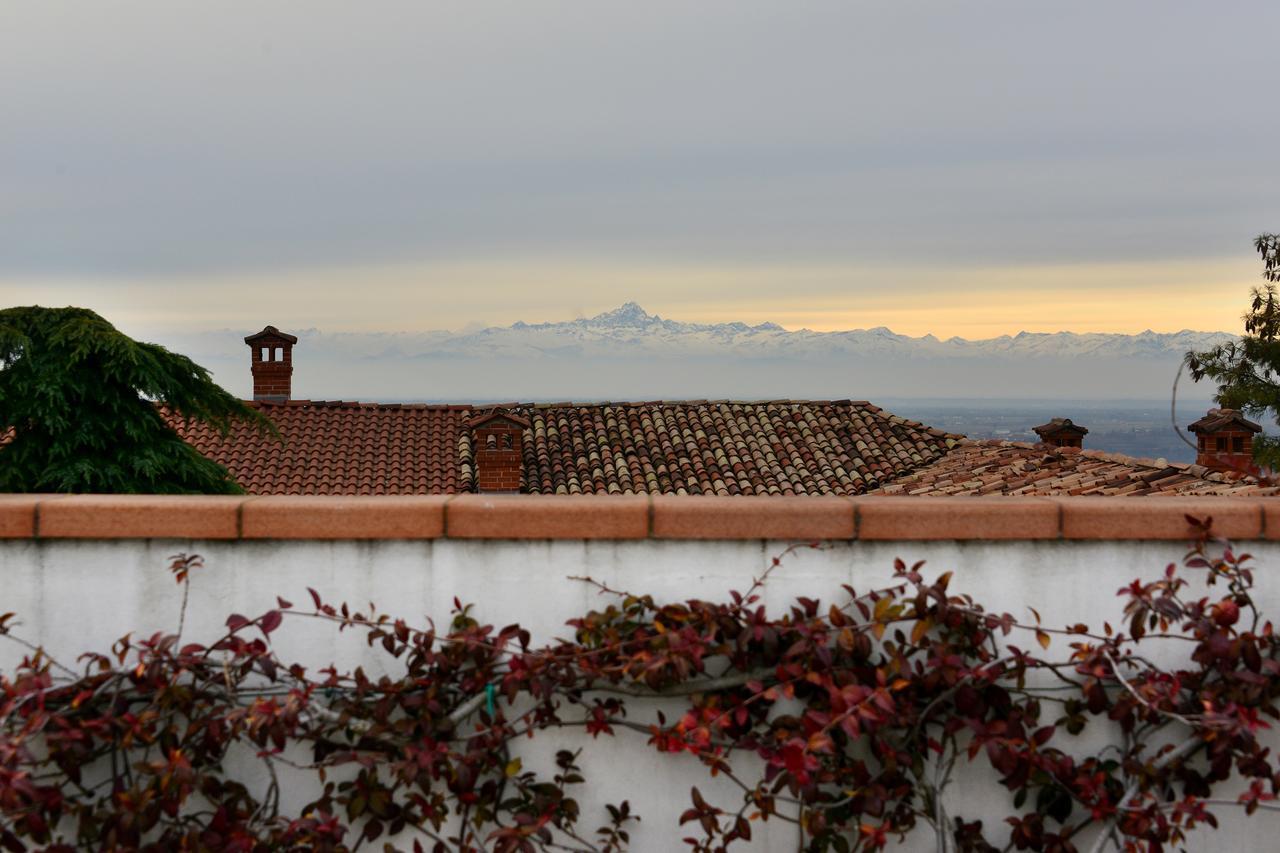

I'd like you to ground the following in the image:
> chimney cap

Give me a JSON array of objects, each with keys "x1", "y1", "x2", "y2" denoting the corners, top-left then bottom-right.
[
  {"x1": 1032, "y1": 417, "x2": 1089, "y2": 438},
  {"x1": 244, "y1": 325, "x2": 298, "y2": 346},
  {"x1": 467, "y1": 408, "x2": 531, "y2": 430},
  {"x1": 1187, "y1": 408, "x2": 1262, "y2": 435}
]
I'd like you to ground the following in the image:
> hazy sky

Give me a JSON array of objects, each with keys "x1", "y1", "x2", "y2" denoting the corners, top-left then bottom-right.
[{"x1": 2, "y1": 1, "x2": 1276, "y2": 338}]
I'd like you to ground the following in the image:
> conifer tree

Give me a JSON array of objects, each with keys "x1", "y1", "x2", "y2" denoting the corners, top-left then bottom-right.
[
  {"x1": 1186, "y1": 235, "x2": 1280, "y2": 467},
  {"x1": 0, "y1": 306, "x2": 269, "y2": 493}
]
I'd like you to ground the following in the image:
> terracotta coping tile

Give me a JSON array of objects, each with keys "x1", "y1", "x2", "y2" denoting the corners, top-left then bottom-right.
[
  {"x1": 37, "y1": 495, "x2": 242, "y2": 539},
  {"x1": 854, "y1": 496, "x2": 1060, "y2": 540},
  {"x1": 0, "y1": 495, "x2": 48, "y2": 538},
  {"x1": 652, "y1": 495, "x2": 854, "y2": 540},
  {"x1": 2, "y1": 495, "x2": 1276, "y2": 542},
  {"x1": 241, "y1": 496, "x2": 447, "y2": 540},
  {"x1": 1265, "y1": 501, "x2": 1280, "y2": 540},
  {"x1": 446, "y1": 495, "x2": 650, "y2": 540},
  {"x1": 1056, "y1": 497, "x2": 1265, "y2": 541}
]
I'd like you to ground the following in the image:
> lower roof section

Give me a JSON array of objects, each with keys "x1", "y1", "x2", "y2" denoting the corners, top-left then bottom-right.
[{"x1": 874, "y1": 439, "x2": 1274, "y2": 497}]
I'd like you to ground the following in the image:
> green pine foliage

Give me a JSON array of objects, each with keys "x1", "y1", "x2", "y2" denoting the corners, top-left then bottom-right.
[
  {"x1": 0, "y1": 306, "x2": 271, "y2": 494},
  {"x1": 1186, "y1": 235, "x2": 1280, "y2": 468}
]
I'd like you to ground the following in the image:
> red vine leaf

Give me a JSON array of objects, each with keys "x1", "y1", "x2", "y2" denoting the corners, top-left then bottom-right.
[{"x1": 260, "y1": 610, "x2": 283, "y2": 636}]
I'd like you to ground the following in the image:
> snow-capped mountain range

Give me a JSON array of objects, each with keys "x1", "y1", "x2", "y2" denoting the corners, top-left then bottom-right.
[
  {"x1": 352, "y1": 301, "x2": 1231, "y2": 361},
  {"x1": 173, "y1": 303, "x2": 1234, "y2": 401}
]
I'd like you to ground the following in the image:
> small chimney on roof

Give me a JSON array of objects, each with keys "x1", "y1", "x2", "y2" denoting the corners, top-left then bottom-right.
[
  {"x1": 244, "y1": 326, "x2": 298, "y2": 403},
  {"x1": 1033, "y1": 417, "x2": 1088, "y2": 449},
  {"x1": 1187, "y1": 408, "x2": 1261, "y2": 473},
  {"x1": 468, "y1": 409, "x2": 530, "y2": 492}
]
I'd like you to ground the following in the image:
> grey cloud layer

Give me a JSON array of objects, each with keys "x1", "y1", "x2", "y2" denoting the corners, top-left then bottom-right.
[{"x1": 1, "y1": 1, "x2": 1275, "y2": 279}]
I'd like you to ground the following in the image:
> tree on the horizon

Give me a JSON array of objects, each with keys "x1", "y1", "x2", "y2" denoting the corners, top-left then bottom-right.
[
  {"x1": 1185, "y1": 234, "x2": 1280, "y2": 468},
  {"x1": 0, "y1": 306, "x2": 271, "y2": 494}
]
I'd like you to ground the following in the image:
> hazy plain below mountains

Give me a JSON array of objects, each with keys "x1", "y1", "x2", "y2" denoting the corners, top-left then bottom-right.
[{"x1": 177, "y1": 302, "x2": 1230, "y2": 406}]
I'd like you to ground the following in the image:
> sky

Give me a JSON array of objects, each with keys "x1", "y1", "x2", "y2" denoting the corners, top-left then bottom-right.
[{"x1": 2, "y1": 1, "x2": 1277, "y2": 339}]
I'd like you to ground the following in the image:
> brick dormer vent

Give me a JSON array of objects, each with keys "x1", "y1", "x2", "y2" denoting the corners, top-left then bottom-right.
[
  {"x1": 468, "y1": 409, "x2": 531, "y2": 492},
  {"x1": 244, "y1": 325, "x2": 298, "y2": 403},
  {"x1": 1187, "y1": 408, "x2": 1261, "y2": 473},
  {"x1": 1032, "y1": 417, "x2": 1088, "y2": 449}
]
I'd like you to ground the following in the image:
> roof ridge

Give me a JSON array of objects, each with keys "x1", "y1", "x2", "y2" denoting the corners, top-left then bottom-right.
[
  {"x1": 246, "y1": 398, "x2": 922, "y2": 409},
  {"x1": 963, "y1": 439, "x2": 1185, "y2": 473},
  {"x1": 493, "y1": 399, "x2": 884, "y2": 407},
  {"x1": 247, "y1": 400, "x2": 474, "y2": 411},
  {"x1": 1078, "y1": 447, "x2": 1183, "y2": 471}
]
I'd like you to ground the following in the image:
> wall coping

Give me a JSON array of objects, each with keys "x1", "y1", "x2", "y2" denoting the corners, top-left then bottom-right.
[{"x1": 0, "y1": 494, "x2": 1275, "y2": 541}]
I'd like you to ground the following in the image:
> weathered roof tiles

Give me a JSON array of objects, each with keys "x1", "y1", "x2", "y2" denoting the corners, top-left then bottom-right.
[
  {"x1": 455, "y1": 401, "x2": 959, "y2": 496},
  {"x1": 872, "y1": 439, "x2": 1275, "y2": 497}
]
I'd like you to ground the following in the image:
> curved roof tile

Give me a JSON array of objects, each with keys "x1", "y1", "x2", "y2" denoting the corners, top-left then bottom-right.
[{"x1": 872, "y1": 439, "x2": 1275, "y2": 497}]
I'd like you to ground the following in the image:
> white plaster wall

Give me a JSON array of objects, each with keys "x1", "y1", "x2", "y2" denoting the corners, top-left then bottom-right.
[{"x1": 2, "y1": 537, "x2": 1278, "y2": 851}]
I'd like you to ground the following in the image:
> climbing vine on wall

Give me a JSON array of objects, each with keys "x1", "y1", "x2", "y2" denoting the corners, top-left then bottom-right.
[{"x1": 1, "y1": 519, "x2": 1278, "y2": 851}]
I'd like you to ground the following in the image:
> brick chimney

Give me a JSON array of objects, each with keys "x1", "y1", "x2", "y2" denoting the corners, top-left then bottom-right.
[
  {"x1": 468, "y1": 409, "x2": 530, "y2": 492},
  {"x1": 244, "y1": 326, "x2": 298, "y2": 403},
  {"x1": 1187, "y1": 408, "x2": 1261, "y2": 473},
  {"x1": 1032, "y1": 417, "x2": 1088, "y2": 449}
]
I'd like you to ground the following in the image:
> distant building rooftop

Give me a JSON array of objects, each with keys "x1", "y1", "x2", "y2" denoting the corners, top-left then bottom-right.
[{"x1": 872, "y1": 438, "x2": 1273, "y2": 497}]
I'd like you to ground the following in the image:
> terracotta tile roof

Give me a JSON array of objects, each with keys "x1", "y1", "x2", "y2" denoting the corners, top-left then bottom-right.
[
  {"x1": 1187, "y1": 408, "x2": 1262, "y2": 434},
  {"x1": 1032, "y1": 417, "x2": 1088, "y2": 439},
  {"x1": 459, "y1": 401, "x2": 960, "y2": 495},
  {"x1": 872, "y1": 439, "x2": 1277, "y2": 497},
  {"x1": 168, "y1": 401, "x2": 470, "y2": 495},
  {"x1": 243, "y1": 325, "x2": 298, "y2": 345}
]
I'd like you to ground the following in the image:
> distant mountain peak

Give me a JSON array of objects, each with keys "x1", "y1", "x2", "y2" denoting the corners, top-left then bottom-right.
[{"x1": 589, "y1": 302, "x2": 657, "y2": 326}]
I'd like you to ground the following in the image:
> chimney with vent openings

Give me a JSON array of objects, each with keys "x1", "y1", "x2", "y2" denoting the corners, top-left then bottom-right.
[
  {"x1": 468, "y1": 410, "x2": 530, "y2": 492},
  {"x1": 244, "y1": 326, "x2": 298, "y2": 403},
  {"x1": 1187, "y1": 408, "x2": 1261, "y2": 473},
  {"x1": 1032, "y1": 418, "x2": 1088, "y2": 449}
]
